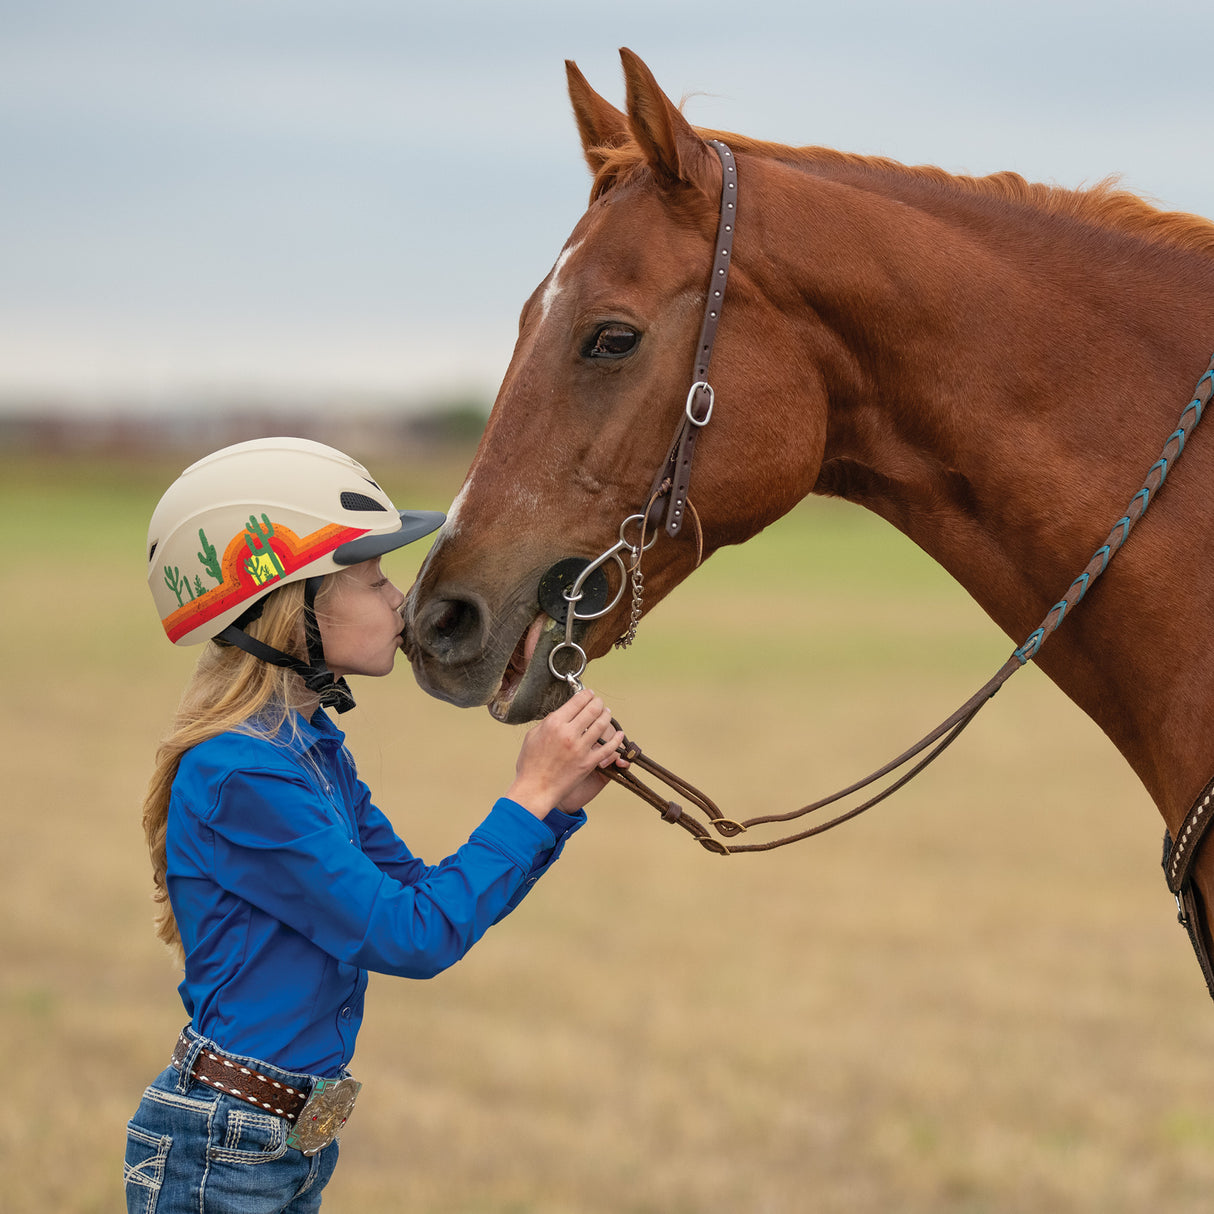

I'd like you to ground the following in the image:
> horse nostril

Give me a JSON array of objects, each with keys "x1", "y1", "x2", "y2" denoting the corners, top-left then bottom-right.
[
  {"x1": 417, "y1": 596, "x2": 486, "y2": 662},
  {"x1": 430, "y1": 601, "x2": 463, "y2": 639}
]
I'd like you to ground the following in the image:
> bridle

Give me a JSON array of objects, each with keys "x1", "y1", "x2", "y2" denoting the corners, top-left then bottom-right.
[
  {"x1": 535, "y1": 138, "x2": 1214, "y2": 996},
  {"x1": 544, "y1": 138, "x2": 738, "y2": 688}
]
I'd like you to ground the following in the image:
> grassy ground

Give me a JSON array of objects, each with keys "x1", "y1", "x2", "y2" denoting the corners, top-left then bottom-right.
[{"x1": 4, "y1": 448, "x2": 1214, "y2": 1212}]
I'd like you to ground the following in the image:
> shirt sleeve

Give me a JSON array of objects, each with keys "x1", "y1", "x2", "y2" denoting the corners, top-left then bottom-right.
[
  {"x1": 186, "y1": 757, "x2": 585, "y2": 979},
  {"x1": 345, "y1": 761, "x2": 586, "y2": 917}
]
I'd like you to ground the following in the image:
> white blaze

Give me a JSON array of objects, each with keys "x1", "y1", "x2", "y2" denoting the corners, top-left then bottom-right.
[
  {"x1": 441, "y1": 479, "x2": 471, "y2": 538},
  {"x1": 539, "y1": 240, "x2": 582, "y2": 326}
]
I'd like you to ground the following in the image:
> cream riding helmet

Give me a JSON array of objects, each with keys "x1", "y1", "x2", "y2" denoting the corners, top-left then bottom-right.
[{"x1": 147, "y1": 437, "x2": 445, "y2": 711}]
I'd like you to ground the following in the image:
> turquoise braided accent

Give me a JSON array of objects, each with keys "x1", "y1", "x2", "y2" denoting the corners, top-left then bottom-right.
[
  {"x1": 1008, "y1": 353, "x2": 1214, "y2": 669},
  {"x1": 1068, "y1": 570, "x2": 1092, "y2": 602},
  {"x1": 1180, "y1": 395, "x2": 1205, "y2": 429},
  {"x1": 1014, "y1": 628, "x2": 1045, "y2": 665}
]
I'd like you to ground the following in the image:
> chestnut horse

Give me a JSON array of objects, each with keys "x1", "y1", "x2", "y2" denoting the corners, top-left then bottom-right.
[{"x1": 406, "y1": 50, "x2": 1214, "y2": 975}]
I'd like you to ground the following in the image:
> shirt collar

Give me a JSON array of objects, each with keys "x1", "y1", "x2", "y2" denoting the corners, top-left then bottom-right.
[
  {"x1": 299, "y1": 706, "x2": 347, "y2": 751},
  {"x1": 253, "y1": 704, "x2": 347, "y2": 759}
]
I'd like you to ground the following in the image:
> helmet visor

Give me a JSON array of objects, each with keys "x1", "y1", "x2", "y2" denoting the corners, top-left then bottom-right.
[{"x1": 332, "y1": 509, "x2": 446, "y2": 565}]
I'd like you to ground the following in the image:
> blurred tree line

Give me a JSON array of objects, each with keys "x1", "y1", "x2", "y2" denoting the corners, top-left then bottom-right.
[{"x1": 0, "y1": 393, "x2": 491, "y2": 457}]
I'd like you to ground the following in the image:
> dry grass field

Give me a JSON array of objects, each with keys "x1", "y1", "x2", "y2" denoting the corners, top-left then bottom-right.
[{"x1": 5, "y1": 447, "x2": 1214, "y2": 1212}]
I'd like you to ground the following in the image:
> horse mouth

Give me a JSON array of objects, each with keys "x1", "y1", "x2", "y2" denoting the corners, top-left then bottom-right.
[
  {"x1": 406, "y1": 575, "x2": 600, "y2": 723},
  {"x1": 489, "y1": 614, "x2": 562, "y2": 722}
]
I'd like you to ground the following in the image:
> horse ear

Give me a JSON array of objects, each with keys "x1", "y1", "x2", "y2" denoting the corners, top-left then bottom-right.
[
  {"x1": 618, "y1": 47, "x2": 716, "y2": 191},
  {"x1": 566, "y1": 59, "x2": 630, "y2": 175}
]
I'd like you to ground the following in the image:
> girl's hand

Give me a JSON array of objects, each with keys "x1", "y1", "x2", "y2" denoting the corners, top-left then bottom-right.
[
  {"x1": 555, "y1": 765, "x2": 615, "y2": 813},
  {"x1": 505, "y1": 688, "x2": 626, "y2": 818}
]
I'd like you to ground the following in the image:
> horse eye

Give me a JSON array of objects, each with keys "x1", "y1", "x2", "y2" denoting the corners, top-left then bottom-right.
[{"x1": 585, "y1": 324, "x2": 639, "y2": 359}]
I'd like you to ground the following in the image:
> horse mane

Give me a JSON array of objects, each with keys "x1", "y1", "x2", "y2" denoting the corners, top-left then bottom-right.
[{"x1": 591, "y1": 128, "x2": 1214, "y2": 259}]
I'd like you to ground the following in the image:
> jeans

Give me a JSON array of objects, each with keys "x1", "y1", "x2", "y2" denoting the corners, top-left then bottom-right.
[{"x1": 124, "y1": 1029, "x2": 341, "y2": 1213}]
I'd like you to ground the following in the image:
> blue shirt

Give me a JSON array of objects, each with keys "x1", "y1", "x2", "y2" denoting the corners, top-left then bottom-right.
[{"x1": 165, "y1": 708, "x2": 585, "y2": 1077}]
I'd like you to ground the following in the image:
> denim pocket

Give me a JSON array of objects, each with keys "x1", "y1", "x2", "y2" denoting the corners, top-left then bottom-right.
[
  {"x1": 210, "y1": 1105, "x2": 288, "y2": 1165},
  {"x1": 123, "y1": 1122, "x2": 172, "y2": 1214},
  {"x1": 202, "y1": 1099, "x2": 322, "y2": 1212}
]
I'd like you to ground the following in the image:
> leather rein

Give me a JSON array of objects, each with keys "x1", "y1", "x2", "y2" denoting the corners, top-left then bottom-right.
[{"x1": 540, "y1": 138, "x2": 1214, "y2": 994}]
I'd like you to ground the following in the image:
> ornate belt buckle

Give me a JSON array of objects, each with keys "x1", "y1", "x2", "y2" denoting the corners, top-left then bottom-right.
[{"x1": 285, "y1": 1076, "x2": 362, "y2": 1156}]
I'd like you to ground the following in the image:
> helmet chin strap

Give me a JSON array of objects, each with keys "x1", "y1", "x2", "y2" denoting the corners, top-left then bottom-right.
[{"x1": 214, "y1": 576, "x2": 356, "y2": 713}]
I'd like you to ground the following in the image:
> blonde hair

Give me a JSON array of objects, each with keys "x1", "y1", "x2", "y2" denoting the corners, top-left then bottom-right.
[{"x1": 141, "y1": 576, "x2": 333, "y2": 958}]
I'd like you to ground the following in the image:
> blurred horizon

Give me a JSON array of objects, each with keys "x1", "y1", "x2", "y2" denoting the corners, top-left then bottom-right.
[{"x1": 0, "y1": 388, "x2": 491, "y2": 458}]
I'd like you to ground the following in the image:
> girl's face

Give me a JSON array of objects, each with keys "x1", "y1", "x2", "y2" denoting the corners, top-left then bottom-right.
[{"x1": 315, "y1": 558, "x2": 407, "y2": 679}]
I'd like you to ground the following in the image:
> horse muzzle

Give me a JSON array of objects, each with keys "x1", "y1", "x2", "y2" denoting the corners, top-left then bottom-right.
[{"x1": 405, "y1": 573, "x2": 603, "y2": 722}]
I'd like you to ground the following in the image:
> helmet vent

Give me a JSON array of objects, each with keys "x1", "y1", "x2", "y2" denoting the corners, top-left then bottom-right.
[
  {"x1": 148, "y1": 540, "x2": 158, "y2": 562},
  {"x1": 340, "y1": 491, "x2": 390, "y2": 512}
]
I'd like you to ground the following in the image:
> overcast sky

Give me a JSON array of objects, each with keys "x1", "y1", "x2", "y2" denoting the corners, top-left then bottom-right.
[{"x1": 2, "y1": 0, "x2": 1212, "y2": 412}]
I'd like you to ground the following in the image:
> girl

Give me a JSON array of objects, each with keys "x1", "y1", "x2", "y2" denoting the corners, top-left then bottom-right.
[{"x1": 125, "y1": 437, "x2": 623, "y2": 1212}]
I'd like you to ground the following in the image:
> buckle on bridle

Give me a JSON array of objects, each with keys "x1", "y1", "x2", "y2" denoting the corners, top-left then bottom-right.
[{"x1": 685, "y1": 381, "x2": 715, "y2": 426}]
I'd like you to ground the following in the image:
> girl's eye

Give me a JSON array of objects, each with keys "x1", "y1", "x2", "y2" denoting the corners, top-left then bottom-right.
[{"x1": 585, "y1": 323, "x2": 639, "y2": 359}]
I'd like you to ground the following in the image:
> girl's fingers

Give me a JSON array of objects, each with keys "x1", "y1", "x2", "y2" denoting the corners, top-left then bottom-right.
[
  {"x1": 549, "y1": 687, "x2": 593, "y2": 723},
  {"x1": 598, "y1": 728, "x2": 626, "y2": 767},
  {"x1": 552, "y1": 688, "x2": 625, "y2": 769},
  {"x1": 561, "y1": 691, "x2": 611, "y2": 738},
  {"x1": 570, "y1": 694, "x2": 607, "y2": 730}
]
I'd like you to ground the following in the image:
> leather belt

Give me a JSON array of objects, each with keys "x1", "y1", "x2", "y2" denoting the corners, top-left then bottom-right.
[
  {"x1": 170, "y1": 1029, "x2": 362, "y2": 1154},
  {"x1": 171, "y1": 1030, "x2": 309, "y2": 1120}
]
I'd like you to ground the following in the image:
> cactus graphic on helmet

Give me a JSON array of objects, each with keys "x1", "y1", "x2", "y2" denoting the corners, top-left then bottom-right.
[
  {"x1": 243, "y1": 514, "x2": 287, "y2": 586},
  {"x1": 163, "y1": 564, "x2": 192, "y2": 608},
  {"x1": 197, "y1": 528, "x2": 222, "y2": 585}
]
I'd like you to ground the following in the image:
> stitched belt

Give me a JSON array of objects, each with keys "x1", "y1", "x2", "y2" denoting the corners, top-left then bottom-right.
[
  {"x1": 170, "y1": 1030, "x2": 309, "y2": 1120},
  {"x1": 169, "y1": 1029, "x2": 362, "y2": 1155}
]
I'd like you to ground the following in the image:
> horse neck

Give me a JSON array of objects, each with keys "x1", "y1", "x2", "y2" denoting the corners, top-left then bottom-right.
[{"x1": 763, "y1": 158, "x2": 1214, "y2": 821}]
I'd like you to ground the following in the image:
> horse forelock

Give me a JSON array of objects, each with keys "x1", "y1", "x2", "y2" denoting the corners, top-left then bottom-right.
[{"x1": 589, "y1": 128, "x2": 1214, "y2": 259}]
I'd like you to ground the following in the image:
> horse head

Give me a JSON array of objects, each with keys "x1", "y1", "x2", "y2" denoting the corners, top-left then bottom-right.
[{"x1": 405, "y1": 49, "x2": 828, "y2": 722}]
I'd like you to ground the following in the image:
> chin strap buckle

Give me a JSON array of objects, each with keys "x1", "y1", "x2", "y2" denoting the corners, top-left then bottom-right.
[{"x1": 306, "y1": 671, "x2": 356, "y2": 714}]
